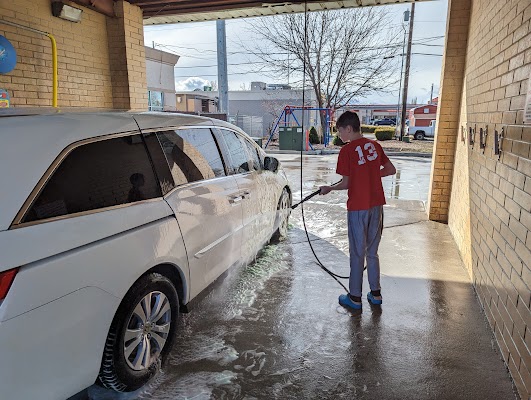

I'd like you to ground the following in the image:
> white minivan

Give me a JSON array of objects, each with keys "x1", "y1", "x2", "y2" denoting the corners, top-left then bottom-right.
[{"x1": 0, "y1": 111, "x2": 291, "y2": 399}]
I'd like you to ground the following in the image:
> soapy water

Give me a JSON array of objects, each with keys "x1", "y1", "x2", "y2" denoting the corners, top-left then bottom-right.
[
  {"x1": 135, "y1": 370, "x2": 239, "y2": 400},
  {"x1": 220, "y1": 244, "x2": 291, "y2": 321},
  {"x1": 90, "y1": 243, "x2": 292, "y2": 400}
]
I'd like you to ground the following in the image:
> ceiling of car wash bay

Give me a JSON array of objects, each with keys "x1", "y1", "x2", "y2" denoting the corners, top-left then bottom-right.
[{"x1": 134, "y1": 0, "x2": 431, "y2": 24}]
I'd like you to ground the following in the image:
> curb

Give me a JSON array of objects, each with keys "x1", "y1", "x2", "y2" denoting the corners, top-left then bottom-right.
[
  {"x1": 384, "y1": 152, "x2": 433, "y2": 158},
  {"x1": 265, "y1": 149, "x2": 321, "y2": 155},
  {"x1": 265, "y1": 149, "x2": 432, "y2": 158}
]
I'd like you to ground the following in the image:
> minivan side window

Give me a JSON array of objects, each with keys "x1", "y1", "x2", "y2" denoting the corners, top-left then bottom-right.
[
  {"x1": 155, "y1": 128, "x2": 226, "y2": 186},
  {"x1": 242, "y1": 139, "x2": 262, "y2": 171},
  {"x1": 23, "y1": 135, "x2": 161, "y2": 223},
  {"x1": 218, "y1": 129, "x2": 251, "y2": 174}
]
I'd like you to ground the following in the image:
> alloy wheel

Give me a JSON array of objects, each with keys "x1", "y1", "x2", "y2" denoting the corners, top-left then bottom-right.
[{"x1": 123, "y1": 291, "x2": 171, "y2": 371}]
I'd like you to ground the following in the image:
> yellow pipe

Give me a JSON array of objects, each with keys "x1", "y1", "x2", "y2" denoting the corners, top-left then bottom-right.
[
  {"x1": 0, "y1": 20, "x2": 58, "y2": 107},
  {"x1": 47, "y1": 34, "x2": 58, "y2": 107}
]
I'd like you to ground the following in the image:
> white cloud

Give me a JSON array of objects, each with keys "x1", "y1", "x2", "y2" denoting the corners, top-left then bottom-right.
[{"x1": 176, "y1": 77, "x2": 211, "y2": 91}]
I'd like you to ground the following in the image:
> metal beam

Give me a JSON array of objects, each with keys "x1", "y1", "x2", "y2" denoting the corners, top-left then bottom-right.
[{"x1": 139, "y1": 0, "x2": 433, "y2": 24}]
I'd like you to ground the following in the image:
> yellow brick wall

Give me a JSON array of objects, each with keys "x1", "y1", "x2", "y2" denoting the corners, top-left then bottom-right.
[
  {"x1": 428, "y1": 0, "x2": 470, "y2": 223},
  {"x1": 106, "y1": 0, "x2": 147, "y2": 111},
  {"x1": 0, "y1": 0, "x2": 147, "y2": 110},
  {"x1": 438, "y1": 0, "x2": 531, "y2": 397},
  {"x1": 0, "y1": 0, "x2": 114, "y2": 108}
]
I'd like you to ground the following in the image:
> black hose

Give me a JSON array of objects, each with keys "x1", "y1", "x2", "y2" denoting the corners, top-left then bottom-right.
[{"x1": 299, "y1": 0, "x2": 349, "y2": 292}]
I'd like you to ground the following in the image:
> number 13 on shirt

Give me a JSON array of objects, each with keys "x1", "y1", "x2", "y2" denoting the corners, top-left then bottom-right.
[{"x1": 355, "y1": 142, "x2": 378, "y2": 165}]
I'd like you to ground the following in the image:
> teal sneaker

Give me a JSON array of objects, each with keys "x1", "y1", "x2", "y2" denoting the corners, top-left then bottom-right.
[
  {"x1": 339, "y1": 294, "x2": 362, "y2": 310},
  {"x1": 367, "y1": 292, "x2": 383, "y2": 305}
]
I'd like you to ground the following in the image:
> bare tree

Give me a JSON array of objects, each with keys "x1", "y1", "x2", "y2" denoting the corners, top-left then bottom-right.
[
  {"x1": 243, "y1": 8, "x2": 400, "y2": 134},
  {"x1": 261, "y1": 98, "x2": 285, "y2": 136}
]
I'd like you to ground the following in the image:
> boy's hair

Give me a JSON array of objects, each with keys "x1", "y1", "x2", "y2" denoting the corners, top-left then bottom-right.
[{"x1": 336, "y1": 111, "x2": 361, "y2": 132}]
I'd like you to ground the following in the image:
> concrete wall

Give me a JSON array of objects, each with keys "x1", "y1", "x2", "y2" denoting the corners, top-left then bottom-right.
[
  {"x1": 432, "y1": 0, "x2": 531, "y2": 397},
  {"x1": 0, "y1": 0, "x2": 147, "y2": 110},
  {"x1": 229, "y1": 89, "x2": 318, "y2": 135},
  {"x1": 145, "y1": 46, "x2": 178, "y2": 111}
]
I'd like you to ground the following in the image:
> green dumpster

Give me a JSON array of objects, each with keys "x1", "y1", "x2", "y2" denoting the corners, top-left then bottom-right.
[{"x1": 279, "y1": 126, "x2": 305, "y2": 151}]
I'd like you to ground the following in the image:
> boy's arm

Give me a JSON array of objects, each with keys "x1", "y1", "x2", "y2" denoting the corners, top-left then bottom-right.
[
  {"x1": 380, "y1": 160, "x2": 396, "y2": 177},
  {"x1": 319, "y1": 176, "x2": 349, "y2": 195}
]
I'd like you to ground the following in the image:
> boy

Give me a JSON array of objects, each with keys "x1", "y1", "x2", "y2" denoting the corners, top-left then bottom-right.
[{"x1": 320, "y1": 111, "x2": 396, "y2": 311}]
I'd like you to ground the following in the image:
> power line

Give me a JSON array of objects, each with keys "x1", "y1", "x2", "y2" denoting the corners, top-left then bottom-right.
[
  {"x1": 174, "y1": 70, "x2": 279, "y2": 78},
  {"x1": 411, "y1": 52, "x2": 443, "y2": 56}
]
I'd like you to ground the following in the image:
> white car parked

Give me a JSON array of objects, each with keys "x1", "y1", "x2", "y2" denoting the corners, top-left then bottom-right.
[{"x1": 0, "y1": 111, "x2": 291, "y2": 399}]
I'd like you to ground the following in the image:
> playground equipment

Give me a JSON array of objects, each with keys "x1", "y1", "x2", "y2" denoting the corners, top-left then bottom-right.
[{"x1": 264, "y1": 105, "x2": 333, "y2": 149}]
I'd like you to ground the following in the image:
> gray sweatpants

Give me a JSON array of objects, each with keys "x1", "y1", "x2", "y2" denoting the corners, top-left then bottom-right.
[{"x1": 347, "y1": 205, "x2": 384, "y2": 297}]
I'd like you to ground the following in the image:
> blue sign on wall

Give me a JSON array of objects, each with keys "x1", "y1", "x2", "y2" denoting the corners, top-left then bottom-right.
[{"x1": 0, "y1": 35, "x2": 17, "y2": 74}]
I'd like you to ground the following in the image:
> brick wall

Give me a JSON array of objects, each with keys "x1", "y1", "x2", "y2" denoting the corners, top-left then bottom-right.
[
  {"x1": 0, "y1": 0, "x2": 114, "y2": 108},
  {"x1": 428, "y1": 0, "x2": 470, "y2": 223},
  {"x1": 436, "y1": 0, "x2": 531, "y2": 397},
  {"x1": 0, "y1": 0, "x2": 147, "y2": 110},
  {"x1": 106, "y1": 1, "x2": 147, "y2": 110}
]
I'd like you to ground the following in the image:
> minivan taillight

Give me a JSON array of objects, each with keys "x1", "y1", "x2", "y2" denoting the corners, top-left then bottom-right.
[{"x1": 0, "y1": 268, "x2": 18, "y2": 301}]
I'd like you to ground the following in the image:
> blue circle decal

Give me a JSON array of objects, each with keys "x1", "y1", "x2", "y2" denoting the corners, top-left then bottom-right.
[{"x1": 0, "y1": 35, "x2": 17, "y2": 74}]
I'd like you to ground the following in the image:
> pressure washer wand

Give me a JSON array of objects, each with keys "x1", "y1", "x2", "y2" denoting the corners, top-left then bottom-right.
[
  {"x1": 291, "y1": 180, "x2": 342, "y2": 209},
  {"x1": 291, "y1": 188, "x2": 321, "y2": 209}
]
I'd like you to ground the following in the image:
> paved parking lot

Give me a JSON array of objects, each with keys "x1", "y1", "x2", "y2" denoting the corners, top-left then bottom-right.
[{"x1": 86, "y1": 154, "x2": 516, "y2": 400}]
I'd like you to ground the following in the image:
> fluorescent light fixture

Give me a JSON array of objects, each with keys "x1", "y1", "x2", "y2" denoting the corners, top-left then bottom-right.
[{"x1": 52, "y1": 2, "x2": 83, "y2": 23}]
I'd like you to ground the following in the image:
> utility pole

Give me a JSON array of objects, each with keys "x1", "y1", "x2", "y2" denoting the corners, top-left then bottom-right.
[
  {"x1": 399, "y1": 2, "x2": 415, "y2": 141},
  {"x1": 216, "y1": 20, "x2": 229, "y2": 115},
  {"x1": 430, "y1": 83, "x2": 434, "y2": 104},
  {"x1": 395, "y1": 10, "x2": 409, "y2": 137}
]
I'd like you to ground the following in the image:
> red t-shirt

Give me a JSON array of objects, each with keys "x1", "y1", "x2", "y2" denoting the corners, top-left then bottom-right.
[{"x1": 336, "y1": 137, "x2": 390, "y2": 211}]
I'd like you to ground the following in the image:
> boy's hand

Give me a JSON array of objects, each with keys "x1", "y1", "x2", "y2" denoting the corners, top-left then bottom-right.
[{"x1": 319, "y1": 186, "x2": 332, "y2": 195}]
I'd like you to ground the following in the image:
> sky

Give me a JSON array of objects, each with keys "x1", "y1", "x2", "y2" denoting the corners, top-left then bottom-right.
[{"x1": 143, "y1": 0, "x2": 448, "y2": 105}]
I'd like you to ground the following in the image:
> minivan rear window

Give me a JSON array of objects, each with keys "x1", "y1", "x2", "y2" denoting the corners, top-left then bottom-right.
[
  {"x1": 23, "y1": 135, "x2": 161, "y2": 223},
  {"x1": 155, "y1": 128, "x2": 226, "y2": 186}
]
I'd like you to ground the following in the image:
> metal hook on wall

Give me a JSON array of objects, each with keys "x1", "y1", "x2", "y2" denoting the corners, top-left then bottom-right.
[
  {"x1": 495, "y1": 127, "x2": 504, "y2": 160},
  {"x1": 469, "y1": 124, "x2": 475, "y2": 148},
  {"x1": 480, "y1": 126, "x2": 488, "y2": 153}
]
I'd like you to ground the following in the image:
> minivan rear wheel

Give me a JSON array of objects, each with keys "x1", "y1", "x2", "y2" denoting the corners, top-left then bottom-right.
[
  {"x1": 98, "y1": 273, "x2": 179, "y2": 392},
  {"x1": 271, "y1": 188, "x2": 291, "y2": 242}
]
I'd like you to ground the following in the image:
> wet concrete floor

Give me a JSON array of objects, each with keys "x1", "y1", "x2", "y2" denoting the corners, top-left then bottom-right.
[{"x1": 88, "y1": 154, "x2": 517, "y2": 400}]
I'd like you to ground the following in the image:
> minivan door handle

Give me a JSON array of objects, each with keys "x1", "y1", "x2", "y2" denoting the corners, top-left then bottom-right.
[{"x1": 228, "y1": 195, "x2": 243, "y2": 204}]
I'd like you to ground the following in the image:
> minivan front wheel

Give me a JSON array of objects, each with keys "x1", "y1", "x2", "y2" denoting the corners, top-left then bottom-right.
[
  {"x1": 98, "y1": 273, "x2": 179, "y2": 392},
  {"x1": 271, "y1": 188, "x2": 291, "y2": 242}
]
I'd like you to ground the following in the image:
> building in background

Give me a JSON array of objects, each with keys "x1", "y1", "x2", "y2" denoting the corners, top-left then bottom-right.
[
  {"x1": 175, "y1": 82, "x2": 318, "y2": 137},
  {"x1": 336, "y1": 104, "x2": 417, "y2": 124},
  {"x1": 175, "y1": 91, "x2": 217, "y2": 113},
  {"x1": 408, "y1": 100, "x2": 438, "y2": 127},
  {"x1": 145, "y1": 46, "x2": 179, "y2": 111},
  {"x1": 229, "y1": 85, "x2": 318, "y2": 137}
]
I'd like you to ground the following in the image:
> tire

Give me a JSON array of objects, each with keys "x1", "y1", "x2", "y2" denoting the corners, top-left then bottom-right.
[
  {"x1": 415, "y1": 132, "x2": 425, "y2": 140},
  {"x1": 98, "y1": 273, "x2": 179, "y2": 392},
  {"x1": 271, "y1": 188, "x2": 291, "y2": 242}
]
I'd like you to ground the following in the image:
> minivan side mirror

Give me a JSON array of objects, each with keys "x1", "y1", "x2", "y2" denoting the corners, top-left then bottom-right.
[{"x1": 264, "y1": 156, "x2": 279, "y2": 173}]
